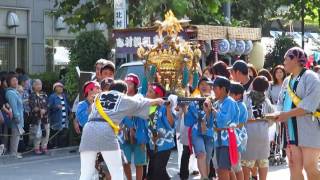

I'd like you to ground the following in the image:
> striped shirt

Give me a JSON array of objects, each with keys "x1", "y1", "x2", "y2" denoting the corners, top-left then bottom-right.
[{"x1": 59, "y1": 96, "x2": 67, "y2": 128}]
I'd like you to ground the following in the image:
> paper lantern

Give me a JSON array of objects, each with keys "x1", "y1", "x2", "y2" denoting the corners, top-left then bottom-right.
[
  {"x1": 229, "y1": 40, "x2": 236, "y2": 53},
  {"x1": 235, "y1": 40, "x2": 245, "y2": 55},
  {"x1": 248, "y1": 41, "x2": 264, "y2": 70},
  {"x1": 218, "y1": 39, "x2": 230, "y2": 55},
  {"x1": 244, "y1": 40, "x2": 253, "y2": 55}
]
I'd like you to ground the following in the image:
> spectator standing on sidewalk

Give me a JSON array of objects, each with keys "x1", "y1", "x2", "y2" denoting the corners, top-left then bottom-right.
[
  {"x1": 0, "y1": 74, "x2": 12, "y2": 153},
  {"x1": 5, "y1": 74, "x2": 24, "y2": 158},
  {"x1": 18, "y1": 74, "x2": 32, "y2": 151},
  {"x1": 29, "y1": 79, "x2": 49, "y2": 154},
  {"x1": 0, "y1": 76, "x2": 5, "y2": 155},
  {"x1": 48, "y1": 82, "x2": 70, "y2": 148}
]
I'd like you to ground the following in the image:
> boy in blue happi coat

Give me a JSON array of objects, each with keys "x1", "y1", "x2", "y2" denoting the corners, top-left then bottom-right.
[
  {"x1": 146, "y1": 82, "x2": 177, "y2": 180},
  {"x1": 118, "y1": 74, "x2": 149, "y2": 180},
  {"x1": 229, "y1": 82, "x2": 248, "y2": 180},
  {"x1": 76, "y1": 81, "x2": 101, "y2": 129},
  {"x1": 209, "y1": 76, "x2": 240, "y2": 180},
  {"x1": 184, "y1": 77, "x2": 215, "y2": 179}
]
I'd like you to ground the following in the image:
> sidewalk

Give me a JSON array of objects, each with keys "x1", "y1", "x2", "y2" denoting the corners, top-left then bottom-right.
[{"x1": 0, "y1": 146, "x2": 79, "y2": 165}]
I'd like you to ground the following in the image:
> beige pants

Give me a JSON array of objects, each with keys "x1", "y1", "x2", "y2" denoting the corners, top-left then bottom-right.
[
  {"x1": 32, "y1": 123, "x2": 50, "y2": 149},
  {"x1": 9, "y1": 125, "x2": 20, "y2": 155}
]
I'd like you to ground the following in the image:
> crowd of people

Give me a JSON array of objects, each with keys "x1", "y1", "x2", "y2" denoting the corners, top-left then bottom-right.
[
  {"x1": 0, "y1": 68, "x2": 73, "y2": 158},
  {"x1": 1, "y1": 46, "x2": 320, "y2": 180},
  {"x1": 75, "y1": 47, "x2": 320, "y2": 180}
]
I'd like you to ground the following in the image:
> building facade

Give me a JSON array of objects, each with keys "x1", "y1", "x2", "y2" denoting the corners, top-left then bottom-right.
[{"x1": 0, "y1": 0, "x2": 77, "y2": 74}]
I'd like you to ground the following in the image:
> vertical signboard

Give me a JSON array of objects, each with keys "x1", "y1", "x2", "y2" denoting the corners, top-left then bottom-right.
[{"x1": 114, "y1": 0, "x2": 127, "y2": 29}]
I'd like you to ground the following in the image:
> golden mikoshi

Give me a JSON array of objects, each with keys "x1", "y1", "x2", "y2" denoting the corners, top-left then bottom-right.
[{"x1": 137, "y1": 10, "x2": 201, "y2": 96}]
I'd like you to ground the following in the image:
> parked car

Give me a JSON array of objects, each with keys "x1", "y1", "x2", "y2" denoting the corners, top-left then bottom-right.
[{"x1": 115, "y1": 61, "x2": 145, "y2": 81}]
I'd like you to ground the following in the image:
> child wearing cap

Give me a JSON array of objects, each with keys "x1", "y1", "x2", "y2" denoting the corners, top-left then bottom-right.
[
  {"x1": 241, "y1": 76, "x2": 274, "y2": 180},
  {"x1": 184, "y1": 77, "x2": 215, "y2": 179},
  {"x1": 48, "y1": 82, "x2": 71, "y2": 148},
  {"x1": 229, "y1": 82, "x2": 248, "y2": 180},
  {"x1": 118, "y1": 74, "x2": 149, "y2": 180},
  {"x1": 146, "y1": 82, "x2": 177, "y2": 180},
  {"x1": 206, "y1": 76, "x2": 240, "y2": 180},
  {"x1": 76, "y1": 81, "x2": 101, "y2": 130}
]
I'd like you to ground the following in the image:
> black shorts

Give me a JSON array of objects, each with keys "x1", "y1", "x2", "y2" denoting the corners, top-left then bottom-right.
[{"x1": 216, "y1": 146, "x2": 231, "y2": 170}]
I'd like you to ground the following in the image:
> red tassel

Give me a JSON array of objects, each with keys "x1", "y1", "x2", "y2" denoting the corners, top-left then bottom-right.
[
  {"x1": 188, "y1": 127, "x2": 193, "y2": 154},
  {"x1": 228, "y1": 128, "x2": 238, "y2": 166}
]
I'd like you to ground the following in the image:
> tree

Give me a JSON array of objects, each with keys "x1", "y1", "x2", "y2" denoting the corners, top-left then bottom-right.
[
  {"x1": 264, "y1": 36, "x2": 299, "y2": 69},
  {"x1": 128, "y1": 0, "x2": 225, "y2": 27},
  {"x1": 53, "y1": 0, "x2": 225, "y2": 32},
  {"x1": 281, "y1": 0, "x2": 320, "y2": 25},
  {"x1": 231, "y1": 0, "x2": 284, "y2": 35},
  {"x1": 231, "y1": 0, "x2": 320, "y2": 36},
  {"x1": 64, "y1": 30, "x2": 110, "y2": 100},
  {"x1": 53, "y1": 0, "x2": 114, "y2": 32}
]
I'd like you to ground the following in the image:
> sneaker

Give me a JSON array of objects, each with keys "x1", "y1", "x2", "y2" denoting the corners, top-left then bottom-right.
[
  {"x1": 35, "y1": 148, "x2": 42, "y2": 155},
  {"x1": 191, "y1": 171, "x2": 200, "y2": 176},
  {"x1": 14, "y1": 153, "x2": 23, "y2": 159},
  {"x1": 42, "y1": 147, "x2": 49, "y2": 154}
]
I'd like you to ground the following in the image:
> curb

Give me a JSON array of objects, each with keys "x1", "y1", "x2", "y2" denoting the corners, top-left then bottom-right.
[{"x1": 0, "y1": 146, "x2": 79, "y2": 164}]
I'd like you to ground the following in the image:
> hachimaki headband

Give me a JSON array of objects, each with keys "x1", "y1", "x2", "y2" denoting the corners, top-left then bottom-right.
[{"x1": 284, "y1": 47, "x2": 308, "y2": 66}]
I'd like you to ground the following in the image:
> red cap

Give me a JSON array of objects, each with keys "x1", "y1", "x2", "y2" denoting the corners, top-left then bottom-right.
[
  {"x1": 83, "y1": 81, "x2": 100, "y2": 97},
  {"x1": 125, "y1": 73, "x2": 140, "y2": 87},
  {"x1": 151, "y1": 84, "x2": 165, "y2": 97}
]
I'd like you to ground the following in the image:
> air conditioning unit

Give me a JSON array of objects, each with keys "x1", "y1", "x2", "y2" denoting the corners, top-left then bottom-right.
[
  {"x1": 7, "y1": 12, "x2": 20, "y2": 28},
  {"x1": 55, "y1": 16, "x2": 66, "y2": 30}
]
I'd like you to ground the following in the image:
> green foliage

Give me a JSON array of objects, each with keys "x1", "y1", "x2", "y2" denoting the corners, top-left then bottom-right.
[
  {"x1": 53, "y1": 0, "x2": 225, "y2": 31},
  {"x1": 53, "y1": 0, "x2": 320, "y2": 34},
  {"x1": 282, "y1": 0, "x2": 320, "y2": 23},
  {"x1": 70, "y1": 30, "x2": 110, "y2": 71},
  {"x1": 53, "y1": 0, "x2": 114, "y2": 33},
  {"x1": 231, "y1": 0, "x2": 281, "y2": 29},
  {"x1": 64, "y1": 60, "x2": 79, "y2": 101},
  {"x1": 64, "y1": 30, "x2": 110, "y2": 101},
  {"x1": 29, "y1": 72, "x2": 59, "y2": 95},
  {"x1": 264, "y1": 36, "x2": 299, "y2": 69},
  {"x1": 231, "y1": 0, "x2": 320, "y2": 35}
]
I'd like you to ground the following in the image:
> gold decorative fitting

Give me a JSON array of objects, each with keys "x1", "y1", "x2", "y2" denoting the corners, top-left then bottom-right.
[{"x1": 137, "y1": 10, "x2": 201, "y2": 96}]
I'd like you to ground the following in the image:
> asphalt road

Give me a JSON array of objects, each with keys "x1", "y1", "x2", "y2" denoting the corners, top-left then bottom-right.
[{"x1": 0, "y1": 148, "x2": 293, "y2": 180}]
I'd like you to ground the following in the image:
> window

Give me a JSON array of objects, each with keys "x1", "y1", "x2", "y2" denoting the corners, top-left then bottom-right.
[
  {"x1": 45, "y1": 39, "x2": 74, "y2": 72},
  {"x1": 0, "y1": 38, "x2": 14, "y2": 71},
  {"x1": 17, "y1": 38, "x2": 28, "y2": 72}
]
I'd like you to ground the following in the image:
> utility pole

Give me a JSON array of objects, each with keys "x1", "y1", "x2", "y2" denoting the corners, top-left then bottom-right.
[
  {"x1": 301, "y1": 0, "x2": 305, "y2": 49},
  {"x1": 223, "y1": 1, "x2": 231, "y2": 25}
]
